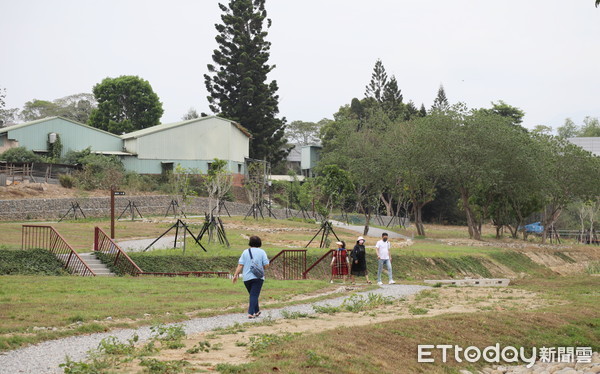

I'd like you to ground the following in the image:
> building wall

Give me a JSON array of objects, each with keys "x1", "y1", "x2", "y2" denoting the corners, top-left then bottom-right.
[
  {"x1": 3, "y1": 118, "x2": 122, "y2": 157},
  {"x1": 123, "y1": 117, "x2": 249, "y2": 174},
  {"x1": 121, "y1": 156, "x2": 245, "y2": 175},
  {"x1": 300, "y1": 146, "x2": 321, "y2": 170},
  {"x1": 0, "y1": 134, "x2": 19, "y2": 153},
  {"x1": 568, "y1": 137, "x2": 600, "y2": 156},
  {"x1": 126, "y1": 118, "x2": 248, "y2": 162}
]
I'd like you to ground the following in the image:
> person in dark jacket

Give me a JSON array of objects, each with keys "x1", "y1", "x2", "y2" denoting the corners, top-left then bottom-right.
[{"x1": 350, "y1": 236, "x2": 371, "y2": 284}]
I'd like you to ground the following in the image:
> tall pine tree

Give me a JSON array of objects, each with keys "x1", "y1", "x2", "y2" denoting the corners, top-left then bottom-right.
[
  {"x1": 365, "y1": 59, "x2": 388, "y2": 103},
  {"x1": 431, "y1": 84, "x2": 449, "y2": 112},
  {"x1": 204, "y1": 0, "x2": 287, "y2": 163}
]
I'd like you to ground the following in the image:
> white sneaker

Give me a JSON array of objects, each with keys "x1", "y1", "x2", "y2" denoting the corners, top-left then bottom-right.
[
  {"x1": 377, "y1": 281, "x2": 383, "y2": 286},
  {"x1": 389, "y1": 280, "x2": 396, "y2": 285},
  {"x1": 330, "y1": 280, "x2": 333, "y2": 284}
]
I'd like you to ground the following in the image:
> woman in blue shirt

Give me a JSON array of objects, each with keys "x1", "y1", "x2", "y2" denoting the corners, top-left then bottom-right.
[{"x1": 232, "y1": 236, "x2": 270, "y2": 319}]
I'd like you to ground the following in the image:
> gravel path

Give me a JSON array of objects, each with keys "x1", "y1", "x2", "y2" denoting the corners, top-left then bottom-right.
[
  {"x1": 117, "y1": 235, "x2": 179, "y2": 252},
  {"x1": 329, "y1": 219, "x2": 412, "y2": 240},
  {"x1": 0, "y1": 284, "x2": 428, "y2": 374}
]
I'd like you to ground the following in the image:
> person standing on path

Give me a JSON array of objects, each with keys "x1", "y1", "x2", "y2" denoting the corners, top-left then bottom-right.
[
  {"x1": 233, "y1": 236, "x2": 270, "y2": 319},
  {"x1": 376, "y1": 232, "x2": 395, "y2": 285},
  {"x1": 351, "y1": 236, "x2": 371, "y2": 284},
  {"x1": 330, "y1": 241, "x2": 350, "y2": 283}
]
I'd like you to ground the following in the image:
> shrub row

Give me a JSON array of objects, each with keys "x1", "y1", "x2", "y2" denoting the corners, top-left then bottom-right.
[{"x1": 0, "y1": 249, "x2": 67, "y2": 275}]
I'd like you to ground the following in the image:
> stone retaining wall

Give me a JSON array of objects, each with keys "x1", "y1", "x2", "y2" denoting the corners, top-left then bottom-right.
[{"x1": 0, "y1": 195, "x2": 304, "y2": 221}]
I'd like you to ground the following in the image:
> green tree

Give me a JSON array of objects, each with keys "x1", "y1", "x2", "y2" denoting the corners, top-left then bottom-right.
[
  {"x1": 0, "y1": 87, "x2": 19, "y2": 127},
  {"x1": 319, "y1": 107, "x2": 393, "y2": 234},
  {"x1": 477, "y1": 100, "x2": 525, "y2": 127},
  {"x1": 204, "y1": 158, "x2": 232, "y2": 217},
  {"x1": 182, "y1": 108, "x2": 200, "y2": 121},
  {"x1": 0, "y1": 147, "x2": 42, "y2": 163},
  {"x1": 315, "y1": 164, "x2": 353, "y2": 219},
  {"x1": 53, "y1": 93, "x2": 97, "y2": 123},
  {"x1": 20, "y1": 94, "x2": 97, "y2": 123},
  {"x1": 285, "y1": 120, "x2": 324, "y2": 146},
  {"x1": 557, "y1": 118, "x2": 578, "y2": 138},
  {"x1": 532, "y1": 125, "x2": 553, "y2": 135},
  {"x1": 89, "y1": 75, "x2": 164, "y2": 134},
  {"x1": 420, "y1": 104, "x2": 528, "y2": 240},
  {"x1": 536, "y1": 135, "x2": 600, "y2": 243},
  {"x1": 204, "y1": 0, "x2": 287, "y2": 164},
  {"x1": 579, "y1": 116, "x2": 600, "y2": 137},
  {"x1": 430, "y1": 84, "x2": 449, "y2": 112},
  {"x1": 20, "y1": 100, "x2": 60, "y2": 121},
  {"x1": 365, "y1": 59, "x2": 388, "y2": 103}
]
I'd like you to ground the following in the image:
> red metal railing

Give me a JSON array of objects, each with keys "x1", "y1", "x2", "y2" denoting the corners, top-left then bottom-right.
[
  {"x1": 302, "y1": 250, "x2": 335, "y2": 280},
  {"x1": 267, "y1": 250, "x2": 307, "y2": 280},
  {"x1": 94, "y1": 227, "x2": 143, "y2": 276},
  {"x1": 21, "y1": 225, "x2": 96, "y2": 276},
  {"x1": 93, "y1": 227, "x2": 230, "y2": 278}
]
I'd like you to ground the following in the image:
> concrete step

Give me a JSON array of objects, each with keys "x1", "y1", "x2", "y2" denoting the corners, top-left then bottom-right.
[{"x1": 77, "y1": 252, "x2": 115, "y2": 277}]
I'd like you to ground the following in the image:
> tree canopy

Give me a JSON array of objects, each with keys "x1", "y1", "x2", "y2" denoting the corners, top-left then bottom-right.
[
  {"x1": 204, "y1": 0, "x2": 287, "y2": 164},
  {"x1": 88, "y1": 75, "x2": 164, "y2": 134}
]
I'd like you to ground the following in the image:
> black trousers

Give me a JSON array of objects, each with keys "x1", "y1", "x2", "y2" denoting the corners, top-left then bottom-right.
[{"x1": 244, "y1": 278, "x2": 264, "y2": 315}]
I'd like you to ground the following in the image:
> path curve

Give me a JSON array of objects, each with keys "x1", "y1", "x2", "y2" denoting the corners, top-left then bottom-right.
[
  {"x1": 329, "y1": 219, "x2": 412, "y2": 240},
  {"x1": 0, "y1": 284, "x2": 427, "y2": 374}
]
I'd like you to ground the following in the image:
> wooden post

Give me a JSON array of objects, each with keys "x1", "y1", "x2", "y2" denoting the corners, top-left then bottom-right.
[{"x1": 111, "y1": 187, "x2": 115, "y2": 239}]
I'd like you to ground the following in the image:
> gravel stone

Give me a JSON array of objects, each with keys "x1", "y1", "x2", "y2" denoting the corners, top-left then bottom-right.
[{"x1": 0, "y1": 284, "x2": 427, "y2": 374}]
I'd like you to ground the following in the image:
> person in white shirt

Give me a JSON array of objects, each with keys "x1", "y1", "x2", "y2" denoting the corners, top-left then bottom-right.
[{"x1": 375, "y1": 232, "x2": 395, "y2": 285}]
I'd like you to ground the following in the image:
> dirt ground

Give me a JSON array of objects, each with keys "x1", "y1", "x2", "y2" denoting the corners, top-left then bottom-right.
[
  {"x1": 118, "y1": 286, "x2": 547, "y2": 372},
  {"x1": 0, "y1": 181, "x2": 107, "y2": 199},
  {"x1": 0, "y1": 181, "x2": 163, "y2": 200}
]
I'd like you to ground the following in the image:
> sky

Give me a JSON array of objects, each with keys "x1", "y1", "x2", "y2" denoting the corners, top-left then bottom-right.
[{"x1": 1, "y1": 0, "x2": 599, "y2": 131}]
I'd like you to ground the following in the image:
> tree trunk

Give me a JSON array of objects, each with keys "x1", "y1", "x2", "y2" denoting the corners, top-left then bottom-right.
[
  {"x1": 380, "y1": 193, "x2": 393, "y2": 216},
  {"x1": 412, "y1": 202, "x2": 426, "y2": 236},
  {"x1": 541, "y1": 206, "x2": 562, "y2": 244},
  {"x1": 459, "y1": 187, "x2": 481, "y2": 240},
  {"x1": 363, "y1": 210, "x2": 371, "y2": 235}
]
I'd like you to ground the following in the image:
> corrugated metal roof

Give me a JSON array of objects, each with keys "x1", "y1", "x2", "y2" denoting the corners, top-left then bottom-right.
[
  {"x1": 0, "y1": 116, "x2": 121, "y2": 139},
  {"x1": 120, "y1": 115, "x2": 252, "y2": 139}
]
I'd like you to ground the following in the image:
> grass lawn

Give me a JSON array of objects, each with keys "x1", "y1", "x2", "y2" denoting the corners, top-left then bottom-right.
[
  {"x1": 0, "y1": 215, "x2": 365, "y2": 253},
  {"x1": 219, "y1": 275, "x2": 600, "y2": 374},
  {"x1": 0, "y1": 275, "x2": 338, "y2": 351}
]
